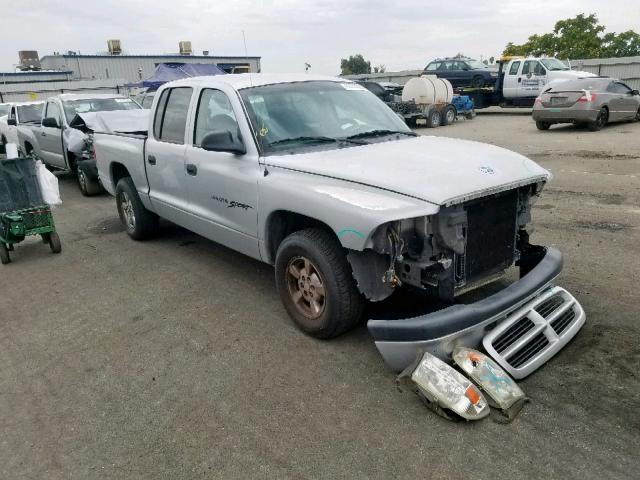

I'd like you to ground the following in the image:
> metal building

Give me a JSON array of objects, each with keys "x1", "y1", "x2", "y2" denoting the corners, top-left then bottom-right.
[
  {"x1": 573, "y1": 56, "x2": 640, "y2": 89},
  {"x1": 39, "y1": 54, "x2": 261, "y2": 83}
]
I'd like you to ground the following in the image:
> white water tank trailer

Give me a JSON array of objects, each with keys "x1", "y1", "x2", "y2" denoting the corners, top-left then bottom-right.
[{"x1": 402, "y1": 75, "x2": 454, "y2": 106}]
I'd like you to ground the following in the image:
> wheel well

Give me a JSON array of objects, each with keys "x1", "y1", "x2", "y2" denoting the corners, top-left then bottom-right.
[
  {"x1": 24, "y1": 142, "x2": 33, "y2": 154},
  {"x1": 110, "y1": 162, "x2": 131, "y2": 190},
  {"x1": 265, "y1": 210, "x2": 336, "y2": 264}
]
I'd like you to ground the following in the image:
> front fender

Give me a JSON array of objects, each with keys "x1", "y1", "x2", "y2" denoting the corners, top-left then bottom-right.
[{"x1": 258, "y1": 166, "x2": 439, "y2": 252}]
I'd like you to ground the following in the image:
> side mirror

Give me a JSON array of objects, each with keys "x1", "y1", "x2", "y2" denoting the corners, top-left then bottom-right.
[
  {"x1": 631, "y1": 89, "x2": 639, "y2": 96},
  {"x1": 7, "y1": 118, "x2": 17, "y2": 126},
  {"x1": 201, "y1": 130, "x2": 246, "y2": 155},
  {"x1": 42, "y1": 117, "x2": 59, "y2": 129}
]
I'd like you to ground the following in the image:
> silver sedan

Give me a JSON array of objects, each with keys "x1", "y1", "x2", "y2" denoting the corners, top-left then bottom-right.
[{"x1": 532, "y1": 77, "x2": 640, "y2": 131}]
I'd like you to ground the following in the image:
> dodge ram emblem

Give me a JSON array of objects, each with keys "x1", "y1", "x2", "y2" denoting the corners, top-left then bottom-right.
[{"x1": 479, "y1": 166, "x2": 495, "y2": 175}]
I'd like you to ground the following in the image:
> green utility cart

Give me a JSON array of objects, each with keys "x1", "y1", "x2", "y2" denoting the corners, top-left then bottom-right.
[{"x1": 0, "y1": 156, "x2": 61, "y2": 264}]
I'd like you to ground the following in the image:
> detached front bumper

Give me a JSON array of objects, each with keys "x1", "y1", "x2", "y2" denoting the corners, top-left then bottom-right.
[{"x1": 367, "y1": 247, "x2": 585, "y2": 376}]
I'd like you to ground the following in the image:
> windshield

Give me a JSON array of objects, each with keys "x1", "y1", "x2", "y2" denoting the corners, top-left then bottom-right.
[
  {"x1": 17, "y1": 104, "x2": 44, "y2": 123},
  {"x1": 239, "y1": 81, "x2": 412, "y2": 154},
  {"x1": 540, "y1": 58, "x2": 569, "y2": 71},
  {"x1": 466, "y1": 59, "x2": 486, "y2": 69},
  {"x1": 62, "y1": 97, "x2": 140, "y2": 122},
  {"x1": 0, "y1": 104, "x2": 9, "y2": 117}
]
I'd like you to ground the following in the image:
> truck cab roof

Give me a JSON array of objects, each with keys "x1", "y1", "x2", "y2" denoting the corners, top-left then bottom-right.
[{"x1": 163, "y1": 73, "x2": 350, "y2": 91}]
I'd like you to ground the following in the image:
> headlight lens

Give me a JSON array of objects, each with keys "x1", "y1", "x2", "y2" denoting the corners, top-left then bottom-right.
[
  {"x1": 409, "y1": 352, "x2": 489, "y2": 420},
  {"x1": 453, "y1": 347, "x2": 526, "y2": 420}
]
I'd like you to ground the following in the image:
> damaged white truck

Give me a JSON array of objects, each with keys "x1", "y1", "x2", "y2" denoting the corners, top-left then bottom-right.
[{"x1": 94, "y1": 74, "x2": 585, "y2": 378}]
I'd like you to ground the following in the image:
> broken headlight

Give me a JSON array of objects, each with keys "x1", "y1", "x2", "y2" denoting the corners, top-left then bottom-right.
[
  {"x1": 398, "y1": 351, "x2": 489, "y2": 421},
  {"x1": 453, "y1": 347, "x2": 527, "y2": 421}
]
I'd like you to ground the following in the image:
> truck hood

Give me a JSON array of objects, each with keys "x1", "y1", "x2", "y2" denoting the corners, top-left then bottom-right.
[{"x1": 263, "y1": 136, "x2": 550, "y2": 206}]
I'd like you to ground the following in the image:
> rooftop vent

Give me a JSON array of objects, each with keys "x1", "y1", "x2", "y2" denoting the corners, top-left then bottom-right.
[
  {"x1": 202, "y1": 50, "x2": 209, "y2": 56},
  {"x1": 107, "y1": 39, "x2": 122, "y2": 55},
  {"x1": 18, "y1": 50, "x2": 41, "y2": 70},
  {"x1": 179, "y1": 41, "x2": 193, "y2": 55}
]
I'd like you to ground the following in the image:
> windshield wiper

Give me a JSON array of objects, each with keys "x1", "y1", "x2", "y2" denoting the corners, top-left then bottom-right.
[
  {"x1": 345, "y1": 129, "x2": 417, "y2": 139},
  {"x1": 268, "y1": 136, "x2": 367, "y2": 147}
]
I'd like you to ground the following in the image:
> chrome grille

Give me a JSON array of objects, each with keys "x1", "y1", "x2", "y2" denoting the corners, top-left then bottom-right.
[{"x1": 483, "y1": 286, "x2": 586, "y2": 379}]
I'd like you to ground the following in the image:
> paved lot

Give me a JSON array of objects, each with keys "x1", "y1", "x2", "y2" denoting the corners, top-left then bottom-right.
[{"x1": 1, "y1": 111, "x2": 639, "y2": 479}]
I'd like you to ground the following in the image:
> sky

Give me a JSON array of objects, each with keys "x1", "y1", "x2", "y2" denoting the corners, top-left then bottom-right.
[{"x1": 1, "y1": 0, "x2": 638, "y2": 74}]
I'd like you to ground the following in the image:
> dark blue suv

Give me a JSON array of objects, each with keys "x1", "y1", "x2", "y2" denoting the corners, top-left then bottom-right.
[{"x1": 424, "y1": 58, "x2": 497, "y2": 88}]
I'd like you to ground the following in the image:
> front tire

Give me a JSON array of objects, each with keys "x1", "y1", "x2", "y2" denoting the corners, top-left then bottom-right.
[
  {"x1": 471, "y1": 75, "x2": 485, "y2": 88},
  {"x1": 48, "y1": 232, "x2": 62, "y2": 254},
  {"x1": 0, "y1": 243, "x2": 10, "y2": 264},
  {"x1": 115, "y1": 177, "x2": 159, "y2": 240},
  {"x1": 536, "y1": 121, "x2": 551, "y2": 131},
  {"x1": 77, "y1": 164, "x2": 102, "y2": 197},
  {"x1": 275, "y1": 228, "x2": 364, "y2": 339},
  {"x1": 426, "y1": 108, "x2": 442, "y2": 128}
]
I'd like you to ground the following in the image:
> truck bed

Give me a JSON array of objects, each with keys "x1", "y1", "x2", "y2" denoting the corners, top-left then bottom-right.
[{"x1": 94, "y1": 131, "x2": 148, "y2": 197}]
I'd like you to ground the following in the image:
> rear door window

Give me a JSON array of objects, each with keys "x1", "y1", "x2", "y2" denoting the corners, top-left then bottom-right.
[
  {"x1": 153, "y1": 89, "x2": 169, "y2": 139},
  {"x1": 509, "y1": 61, "x2": 521, "y2": 75},
  {"x1": 154, "y1": 87, "x2": 193, "y2": 143}
]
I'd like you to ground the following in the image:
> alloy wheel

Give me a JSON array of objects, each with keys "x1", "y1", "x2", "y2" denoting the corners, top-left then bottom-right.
[
  {"x1": 286, "y1": 256, "x2": 327, "y2": 319},
  {"x1": 119, "y1": 191, "x2": 136, "y2": 231}
]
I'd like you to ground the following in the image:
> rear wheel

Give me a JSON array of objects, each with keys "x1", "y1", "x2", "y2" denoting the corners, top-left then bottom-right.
[
  {"x1": 116, "y1": 177, "x2": 159, "y2": 240},
  {"x1": 536, "y1": 121, "x2": 551, "y2": 131},
  {"x1": 588, "y1": 107, "x2": 608, "y2": 131},
  {"x1": 48, "y1": 232, "x2": 62, "y2": 254},
  {"x1": 635, "y1": 107, "x2": 640, "y2": 121},
  {"x1": 0, "y1": 243, "x2": 10, "y2": 264},
  {"x1": 441, "y1": 106, "x2": 456, "y2": 126},
  {"x1": 275, "y1": 228, "x2": 364, "y2": 339},
  {"x1": 426, "y1": 108, "x2": 442, "y2": 128}
]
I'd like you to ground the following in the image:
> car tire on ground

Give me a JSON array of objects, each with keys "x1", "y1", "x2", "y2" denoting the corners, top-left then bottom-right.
[
  {"x1": 588, "y1": 107, "x2": 608, "y2": 131},
  {"x1": 635, "y1": 107, "x2": 640, "y2": 121},
  {"x1": 115, "y1": 177, "x2": 159, "y2": 240},
  {"x1": 426, "y1": 108, "x2": 442, "y2": 128},
  {"x1": 441, "y1": 106, "x2": 456, "y2": 126},
  {"x1": 0, "y1": 243, "x2": 10, "y2": 264},
  {"x1": 77, "y1": 164, "x2": 103, "y2": 197},
  {"x1": 48, "y1": 232, "x2": 62, "y2": 254},
  {"x1": 275, "y1": 228, "x2": 364, "y2": 339},
  {"x1": 536, "y1": 121, "x2": 551, "y2": 131},
  {"x1": 471, "y1": 75, "x2": 485, "y2": 88}
]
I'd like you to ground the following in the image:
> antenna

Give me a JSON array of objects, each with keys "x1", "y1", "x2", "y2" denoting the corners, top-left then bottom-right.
[{"x1": 242, "y1": 30, "x2": 253, "y2": 86}]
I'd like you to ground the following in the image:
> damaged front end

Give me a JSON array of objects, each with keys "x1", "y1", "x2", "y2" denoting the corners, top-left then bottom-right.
[{"x1": 349, "y1": 183, "x2": 586, "y2": 377}]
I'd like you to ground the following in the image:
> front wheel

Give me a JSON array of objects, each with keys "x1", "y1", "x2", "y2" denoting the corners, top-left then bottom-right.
[
  {"x1": 115, "y1": 177, "x2": 159, "y2": 240},
  {"x1": 426, "y1": 109, "x2": 442, "y2": 128},
  {"x1": 536, "y1": 121, "x2": 551, "y2": 131},
  {"x1": 0, "y1": 243, "x2": 10, "y2": 264},
  {"x1": 471, "y1": 75, "x2": 485, "y2": 88},
  {"x1": 77, "y1": 165, "x2": 102, "y2": 197},
  {"x1": 275, "y1": 228, "x2": 364, "y2": 339}
]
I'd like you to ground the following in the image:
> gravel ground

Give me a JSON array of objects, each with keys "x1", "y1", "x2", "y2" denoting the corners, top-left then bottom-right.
[{"x1": 1, "y1": 110, "x2": 638, "y2": 479}]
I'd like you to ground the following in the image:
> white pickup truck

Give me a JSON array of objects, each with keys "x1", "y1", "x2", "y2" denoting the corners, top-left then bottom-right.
[{"x1": 94, "y1": 74, "x2": 585, "y2": 377}]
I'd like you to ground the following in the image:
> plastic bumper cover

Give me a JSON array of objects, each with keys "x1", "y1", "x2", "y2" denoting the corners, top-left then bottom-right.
[{"x1": 367, "y1": 247, "x2": 566, "y2": 371}]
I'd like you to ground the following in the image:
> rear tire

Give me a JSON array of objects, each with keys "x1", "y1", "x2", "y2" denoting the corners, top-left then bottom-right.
[
  {"x1": 588, "y1": 107, "x2": 608, "y2": 131},
  {"x1": 635, "y1": 107, "x2": 640, "y2": 121},
  {"x1": 441, "y1": 106, "x2": 456, "y2": 126},
  {"x1": 275, "y1": 228, "x2": 364, "y2": 339},
  {"x1": 0, "y1": 243, "x2": 10, "y2": 264},
  {"x1": 115, "y1": 177, "x2": 159, "y2": 240},
  {"x1": 48, "y1": 232, "x2": 62, "y2": 254},
  {"x1": 426, "y1": 108, "x2": 442, "y2": 128},
  {"x1": 536, "y1": 121, "x2": 551, "y2": 131}
]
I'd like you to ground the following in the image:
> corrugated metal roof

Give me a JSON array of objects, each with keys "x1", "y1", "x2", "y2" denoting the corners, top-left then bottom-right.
[{"x1": 41, "y1": 54, "x2": 260, "y2": 60}]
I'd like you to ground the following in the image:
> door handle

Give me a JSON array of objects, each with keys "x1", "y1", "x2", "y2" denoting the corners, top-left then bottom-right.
[
  {"x1": 186, "y1": 164, "x2": 198, "y2": 176},
  {"x1": 518, "y1": 77, "x2": 522, "y2": 83},
  {"x1": 41, "y1": 131, "x2": 46, "y2": 136},
  {"x1": 148, "y1": 155, "x2": 156, "y2": 165}
]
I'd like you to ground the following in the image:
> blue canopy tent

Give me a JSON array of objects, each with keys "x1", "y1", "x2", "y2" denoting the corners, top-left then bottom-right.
[{"x1": 126, "y1": 63, "x2": 226, "y2": 89}]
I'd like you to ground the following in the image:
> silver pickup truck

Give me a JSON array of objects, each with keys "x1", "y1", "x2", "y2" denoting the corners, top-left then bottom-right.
[
  {"x1": 17, "y1": 93, "x2": 141, "y2": 196},
  {"x1": 94, "y1": 74, "x2": 585, "y2": 377}
]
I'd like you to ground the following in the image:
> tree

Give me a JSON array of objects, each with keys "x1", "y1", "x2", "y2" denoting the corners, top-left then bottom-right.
[
  {"x1": 503, "y1": 14, "x2": 640, "y2": 59},
  {"x1": 373, "y1": 64, "x2": 386, "y2": 73},
  {"x1": 340, "y1": 54, "x2": 371, "y2": 75}
]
